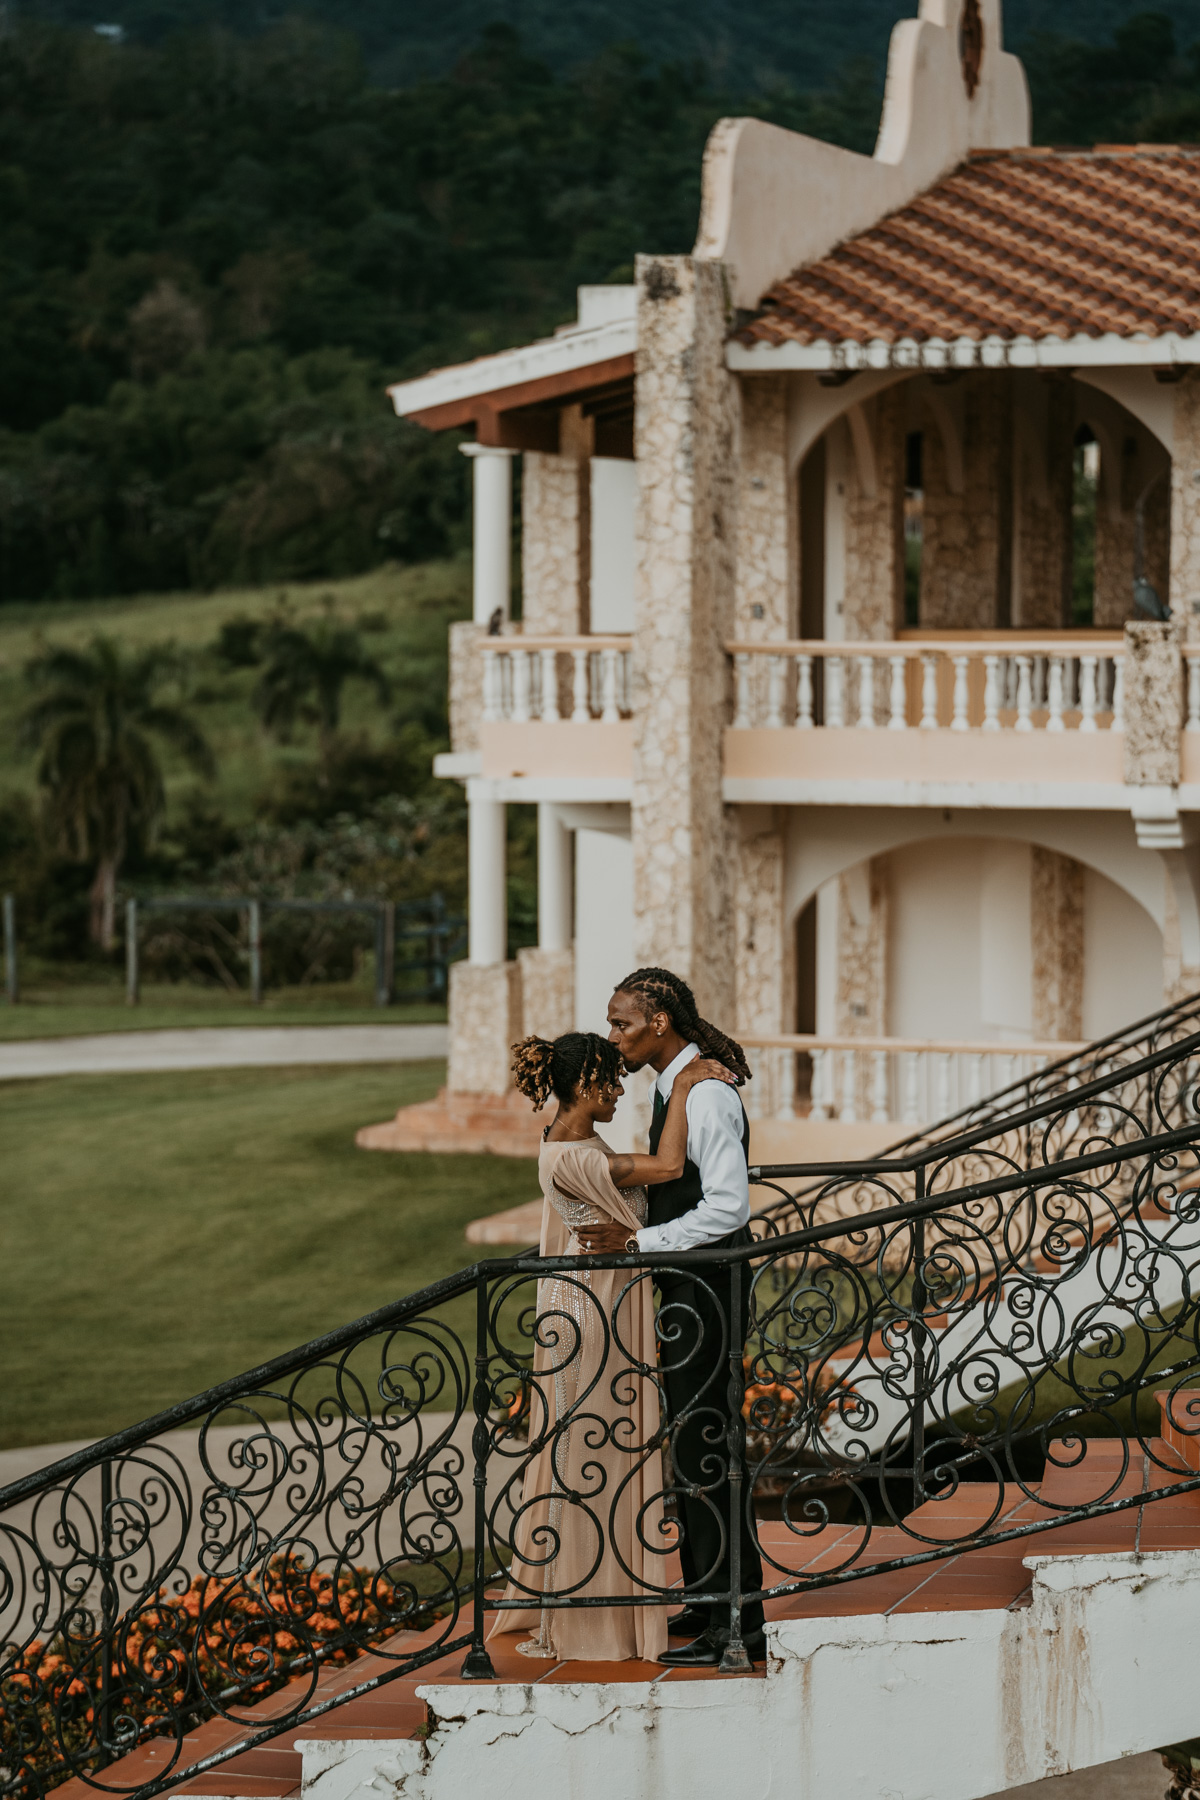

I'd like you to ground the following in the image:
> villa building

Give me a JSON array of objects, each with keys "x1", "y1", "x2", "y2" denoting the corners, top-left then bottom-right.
[{"x1": 362, "y1": 0, "x2": 1200, "y2": 1167}]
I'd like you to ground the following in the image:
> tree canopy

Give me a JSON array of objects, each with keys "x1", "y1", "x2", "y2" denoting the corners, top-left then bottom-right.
[{"x1": 0, "y1": 10, "x2": 1196, "y2": 603}]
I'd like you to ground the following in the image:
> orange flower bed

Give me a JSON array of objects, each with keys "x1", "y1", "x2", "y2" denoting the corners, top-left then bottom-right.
[{"x1": 0, "y1": 1555, "x2": 437, "y2": 1798}]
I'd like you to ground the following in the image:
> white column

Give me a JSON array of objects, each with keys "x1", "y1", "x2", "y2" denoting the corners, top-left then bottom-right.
[
  {"x1": 468, "y1": 787, "x2": 506, "y2": 964},
  {"x1": 459, "y1": 444, "x2": 516, "y2": 626},
  {"x1": 537, "y1": 803, "x2": 572, "y2": 952}
]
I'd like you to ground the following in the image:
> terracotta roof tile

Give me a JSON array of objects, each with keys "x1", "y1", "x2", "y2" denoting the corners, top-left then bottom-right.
[{"x1": 736, "y1": 148, "x2": 1200, "y2": 347}]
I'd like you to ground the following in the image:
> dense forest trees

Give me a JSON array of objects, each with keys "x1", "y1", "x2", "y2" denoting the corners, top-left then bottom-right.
[{"x1": 0, "y1": 9, "x2": 1197, "y2": 602}]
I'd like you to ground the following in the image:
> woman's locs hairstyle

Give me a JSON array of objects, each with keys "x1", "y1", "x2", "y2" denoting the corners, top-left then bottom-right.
[
  {"x1": 614, "y1": 965, "x2": 752, "y2": 1084},
  {"x1": 511, "y1": 1032, "x2": 625, "y2": 1112}
]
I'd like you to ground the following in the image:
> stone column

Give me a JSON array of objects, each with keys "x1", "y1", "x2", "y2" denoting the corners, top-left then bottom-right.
[
  {"x1": 467, "y1": 788, "x2": 506, "y2": 965},
  {"x1": 1031, "y1": 848, "x2": 1084, "y2": 1041},
  {"x1": 734, "y1": 376, "x2": 794, "y2": 639},
  {"x1": 734, "y1": 815, "x2": 793, "y2": 1121},
  {"x1": 921, "y1": 373, "x2": 1013, "y2": 628},
  {"x1": 460, "y1": 444, "x2": 516, "y2": 626},
  {"x1": 630, "y1": 254, "x2": 737, "y2": 1023},
  {"x1": 1123, "y1": 622, "x2": 1182, "y2": 789},
  {"x1": 1171, "y1": 372, "x2": 1200, "y2": 638},
  {"x1": 521, "y1": 405, "x2": 592, "y2": 634},
  {"x1": 1012, "y1": 376, "x2": 1072, "y2": 628},
  {"x1": 843, "y1": 388, "x2": 906, "y2": 642}
]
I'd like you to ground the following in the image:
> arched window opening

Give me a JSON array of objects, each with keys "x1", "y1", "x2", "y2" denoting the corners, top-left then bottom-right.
[
  {"x1": 904, "y1": 430, "x2": 924, "y2": 627},
  {"x1": 1072, "y1": 426, "x2": 1098, "y2": 627}
]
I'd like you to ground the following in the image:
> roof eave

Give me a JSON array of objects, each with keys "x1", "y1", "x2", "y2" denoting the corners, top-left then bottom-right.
[
  {"x1": 389, "y1": 317, "x2": 638, "y2": 426},
  {"x1": 726, "y1": 331, "x2": 1200, "y2": 373}
]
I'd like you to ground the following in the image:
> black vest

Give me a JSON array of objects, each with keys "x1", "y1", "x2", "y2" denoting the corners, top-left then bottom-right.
[{"x1": 646, "y1": 1082, "x2": 750, "y2": 1231}]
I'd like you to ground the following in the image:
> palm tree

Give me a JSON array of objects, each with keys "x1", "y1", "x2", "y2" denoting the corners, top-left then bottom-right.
[
  {"x1": 254, "y1": 612, "x2": 391, "y2": 755},
  {"x1": 22, "y1": 636, "x2": 215, "y2": 949}
]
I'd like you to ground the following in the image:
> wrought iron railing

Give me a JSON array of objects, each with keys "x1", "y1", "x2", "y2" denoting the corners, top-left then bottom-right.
[{"x1": 5, "y1": 998, "x2": 1200, "y2": 1798}]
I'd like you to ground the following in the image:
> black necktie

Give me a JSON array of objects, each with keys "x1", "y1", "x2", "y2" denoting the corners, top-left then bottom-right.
[{"x1": 652, "y1": 1088, "x2": 667, "y2": 1126}]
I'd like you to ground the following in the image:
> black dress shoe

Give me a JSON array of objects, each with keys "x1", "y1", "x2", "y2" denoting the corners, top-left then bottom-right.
[
  {"x1": 657, "y1": 1628, "x2": 766, "y2": 1669},
  {"x1": 667, "y1": 1606, "x2": 709, "y2": 1636}
]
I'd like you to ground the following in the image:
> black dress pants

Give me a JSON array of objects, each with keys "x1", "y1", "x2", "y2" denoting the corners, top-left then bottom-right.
[{"x1": 657, "y1": 1231, "x2": 765, "y2": 1642}]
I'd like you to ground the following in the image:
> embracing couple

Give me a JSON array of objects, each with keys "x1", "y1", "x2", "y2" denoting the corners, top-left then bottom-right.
[{"x1": 489, "y1": 965, "x2": 766, "y2": 1670}]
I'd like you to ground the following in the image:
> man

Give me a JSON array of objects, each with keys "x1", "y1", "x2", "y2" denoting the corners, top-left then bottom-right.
[{"x1": 574, "y1": 964, "x2": 767, "y2": 1669}]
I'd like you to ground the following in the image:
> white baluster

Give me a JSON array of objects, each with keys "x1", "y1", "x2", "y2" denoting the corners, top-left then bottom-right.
[
  {"x1": 620, "y1": 650, "x2": 632, "y2": 714},
  {"x1": 826, "y1": 656, "x2": 846, "y2": 727},
  {"x1": 1078, "y1": 654, "x2": 1098, "y2": 733},
  {"x1": 871, "y1": 1050, "x2": 890, "y2": 1122},
  {"x1": 1110, "y1": 656, "x2": 1125, "y2": 731},
  {"x1": 571, "y1": 648, "x2": 590, "y2": 721},
  {"x1": 933, "y1": 1052, "x2": 951, "y2": 1120},
  {"x1": 887, "y1": 655, "x2": 908, "y2": 730},
  {"x1": 951, "y1": 655, "x2": 970, "y2": 731},
  {"x1": 1046, "y1": 656, "x2": 1066, "y2": 732},
  {"x1": 733, "y1": 653, "x2": 753, "y2": 728},
  {"x1": 538, "y1": 648, "x2": 559, "y2": 722},
  {"x1": 766, "y1": 654, "x2": 786, "y2": 729},
  {"x1": 982, "y1": 655, "x2": 1001, "y2": 732},
  {"x1": 919, "y1": 654, "x2": 939, "y2": 729},
  {"x1": 856, "y1": 654, "x2": 876, "y2": 729},
  {"x1": 510, "y1": 649, "x2": 531, "y2": 722},
  {"x1": 482, "y1": 648, "x2": 502, "y2": 723},
  {"x1": 840, "y1": 1049, "x2": 858, "y2": 1122},
  {"x1": 903, "y1": 1052, "x2": 921, "y2": 1124},
  {"x1": 1188, "y1": 655, "x2": 1200, "y2": 732},
  {"x1": 1014, "y1": 655, "x2": 1033, "y2": 732},
  {"x1": 794, "y1": 654, "x2": 814, "y2": 728},
  {"x1": 809, "y1": 1048, "x2": 829, "y2": 1122},
  {"x1": 1032, "y1": 655, "x2": 1046, "y2": 713},
  {"x1": 599, "y1": 648, "x2": 620, "y2": 723}
]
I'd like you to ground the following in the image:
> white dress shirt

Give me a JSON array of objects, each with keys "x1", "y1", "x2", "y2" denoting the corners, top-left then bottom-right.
[{"x1": 634, "y1": 1042, "x2": 750, "y2": 1253}]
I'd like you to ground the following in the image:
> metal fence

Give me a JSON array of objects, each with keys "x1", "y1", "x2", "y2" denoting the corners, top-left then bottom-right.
[{"x1": 6, "y1": 996, "x2": 1200, "y2": 1797}]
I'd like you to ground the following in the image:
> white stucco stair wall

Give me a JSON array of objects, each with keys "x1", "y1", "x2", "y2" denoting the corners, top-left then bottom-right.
[{"x1": 296, "y1": 1551, "x2": 1200, "y2": 1800}]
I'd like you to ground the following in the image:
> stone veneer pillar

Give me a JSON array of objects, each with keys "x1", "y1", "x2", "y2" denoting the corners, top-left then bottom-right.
[
  {"x1": 842, "y1": 388, "x2": 906, "y2": 641},
  {"x1": 734, "y1": 815, "x2": 793, "y2": 1121},
  {"x1": 1031, "y1": 849, "x2": 1084, "y2": 1041},
  {"x1": 630, "y1": 254, "x2": 737, "y2": 1023},
  {"x1": 521, "y1": 405, "x2": 593, "y2": 635},
  {"x1": 921, "y1": 374, "x2": 1013, "y2": 628},
  {"x1": 1171, "y1": 373, "x2": 1200, "y2": 638}
]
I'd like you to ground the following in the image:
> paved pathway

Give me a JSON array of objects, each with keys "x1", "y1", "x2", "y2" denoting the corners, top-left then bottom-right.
[{"x1": 0, "y1": 1023, "x2": 448, "y2": 1079}]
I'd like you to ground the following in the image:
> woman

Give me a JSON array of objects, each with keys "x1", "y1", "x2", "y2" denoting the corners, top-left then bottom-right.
[{"x1": 489, "y1": 1031, "x2": 736, "y2": 1664}]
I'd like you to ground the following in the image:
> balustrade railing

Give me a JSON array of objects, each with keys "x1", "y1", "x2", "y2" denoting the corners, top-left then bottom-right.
[
  {"x1": 8, "y1": 998, "x2": 1200, "y2": 1799},
  {"x1": 481, "y1": 636, "x2": 633, "y2": 724},
  {"x1": 728, "y1": 637, "x2": 1126, "y2": 733},
  {"x1": 741, "y1": 1033, "x2": 1084, "y2": 1126}
]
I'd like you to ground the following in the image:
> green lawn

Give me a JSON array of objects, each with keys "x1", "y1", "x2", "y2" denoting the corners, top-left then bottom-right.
[
  {"x1": 0, "y1": 1059, "x2": 534, "y2": 1451},
  {"x1": 0, "y1": 976, "x2": 445, "y2": 1040}
]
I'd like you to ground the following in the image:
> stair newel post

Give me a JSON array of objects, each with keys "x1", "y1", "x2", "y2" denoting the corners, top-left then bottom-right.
[
  {"x1": 719, "y1": 1255, "x2": 752, "y2": 1675},
  {"x1": 911, "y1": 1169, "x2": 928, "y2": 1510},
  {"x1": 460, "y1": 1270, "x2": 497, "y2": 1679},
  {"x1": 97, "y1": 1458, "x2": 117, "y2": 1768}
]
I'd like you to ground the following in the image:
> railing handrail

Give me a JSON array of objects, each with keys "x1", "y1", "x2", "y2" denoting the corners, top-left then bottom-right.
[
  {"x1": 8, "y1": 1091, "x2": 1200, "y2": 1519},
  {"x1": 482, "y1": 633, "x2": 632, "y2": 651},
  {"x1": 743, "y1": 1031, "x2": 1088, "y2": 1057},
  {"x1": 725, "y1": 636, "x2": 1125, "y2": 657}
]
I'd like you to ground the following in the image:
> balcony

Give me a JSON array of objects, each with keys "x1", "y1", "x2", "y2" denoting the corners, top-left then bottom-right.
[
  {"x1": 475, "y1": 634, "x2": 633, "y2": 790},
  {"x1": 725, "y1": 633, "x2": 1140, "y2": 803}
]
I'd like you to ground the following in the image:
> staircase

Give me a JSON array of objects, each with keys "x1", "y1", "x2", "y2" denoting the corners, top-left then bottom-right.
[{"x1": 9, "y1": 993, "x2": 1200, "y2": 1800}]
